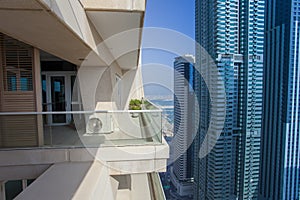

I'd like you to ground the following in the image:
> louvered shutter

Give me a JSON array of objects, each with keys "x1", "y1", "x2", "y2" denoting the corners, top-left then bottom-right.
[{"x1": 0, "y1": 33, "x2": 38, "y2": 147}]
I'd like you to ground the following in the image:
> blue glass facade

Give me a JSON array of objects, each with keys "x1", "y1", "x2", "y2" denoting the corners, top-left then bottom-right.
[
  {"x1": 260, "y1": 0, "x2": 300, "y2": 199},
  {"x1": 194, "y1": 0, "x2": 265, "y2": 199}
]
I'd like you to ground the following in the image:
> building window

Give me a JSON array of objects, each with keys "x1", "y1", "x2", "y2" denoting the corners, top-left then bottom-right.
[
  {"x1": 4, "y1": 66, "x2": 33, "y2": 91},
  {"x1": 3, "y1": 179, "x2": 36, "y2": 200},
  {"x1": 5, "y1": 180, "x2": 23, "y2": 200},
  {"x1": 1, "y1": 33, "x2": 33, "y2": 92}
]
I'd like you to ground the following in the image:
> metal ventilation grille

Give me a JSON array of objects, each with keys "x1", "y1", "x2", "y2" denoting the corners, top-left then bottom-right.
[{"x1": 0, "y1": 33, "x2": 33, "y2": 91}]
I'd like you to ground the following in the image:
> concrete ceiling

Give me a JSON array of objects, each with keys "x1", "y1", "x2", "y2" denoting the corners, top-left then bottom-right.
[
  {"x1": 0, "y1": 0, "x2": 99, "y2": 66},
  {"x1": 87, "y1": 11, "x2": 143, "y2": 69},
  {"x1": 0, "y1": 0, "x2": 145, "y2": 70}
]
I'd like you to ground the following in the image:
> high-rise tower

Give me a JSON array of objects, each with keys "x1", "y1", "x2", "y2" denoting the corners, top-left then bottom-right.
[
  {"x1": 194, "y1": 0, "x2": 265, "y2": 199},
  {"x1": 259, "y1": 0, "x2": 300, "y2": 199},
  {"x1": 171, "y1": 55, "x2": 195, "y2": 197}
]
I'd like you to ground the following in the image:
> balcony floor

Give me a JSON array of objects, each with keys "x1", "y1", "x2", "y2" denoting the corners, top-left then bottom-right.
[{"x1": 43, "y1": 123, "x2": 159, "y2": 148}]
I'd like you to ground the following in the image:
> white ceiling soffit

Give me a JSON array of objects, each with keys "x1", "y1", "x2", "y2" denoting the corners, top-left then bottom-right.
[
  {"x1": 0, "y1": 0, "x2": 107, "y2": 66},
  {"x1": 80, "y1": 0, "x2": 146, "y2": 11},
  {"x1": 87, "y1": 11, "x2": 143, "y2": 70},
  {"x1": 0, "y1": 0, "x2": 42, "y2": 9},
  {"x1": 0, "y1": 0, "x2": 144, "y2": 68}
]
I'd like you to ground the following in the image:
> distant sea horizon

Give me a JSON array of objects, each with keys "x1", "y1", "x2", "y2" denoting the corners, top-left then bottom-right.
[
  {"x1": 145, "y1": 95, "x2": 173, "y2": 101},
  {"x1": 147, "y1": 96, "x2": 174, "y2": 125}
]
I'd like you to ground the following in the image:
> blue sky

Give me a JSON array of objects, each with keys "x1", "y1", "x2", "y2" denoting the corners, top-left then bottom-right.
[
  {"x1": 141, "y1": 0, "x2": 195, "y2": 97},
  {"x1": 144, "y1": 0, "x2": 194, "y2": 39}
]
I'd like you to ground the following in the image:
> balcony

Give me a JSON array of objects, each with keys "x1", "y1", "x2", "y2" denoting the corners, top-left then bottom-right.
[
  {"x1": 0, "y1": 101, "x2": 169, "y2": 181},
  {"x1": 0, "y1": 101, "x2": 163, "y2": 148}
]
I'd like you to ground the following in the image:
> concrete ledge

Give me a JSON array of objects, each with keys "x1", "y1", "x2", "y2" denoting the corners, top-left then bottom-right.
[
  {"x1": 80, "y1": 0, "x2": 146, "y2": 11},
  {"x1": 154, "y1": 159, "x2": 167, "y2": 172},
  {"x1": 108, "y1": 160, "x2": 154, "y2": 175},
  {"x1": 0, "y1": 164, "x2": 50, "y2": 181},
  {"x1": 15, "y1": 162, "x2": 93, "y2": 200},
  {"x1": 0, "y1": 142, "x2": 169, "y2": 177},
  {"x1": 69, "y1": 146, "x2": 157, "y2": 162},
  {"x1": 155, "y1": 138, "x2": 170, "y2": 159},
  {"x1": 0, "y1": 149, "x2": 68, "y2": 166},
  {"x1": 14, "y1": 162, "x2": 162, "y2": 200}
]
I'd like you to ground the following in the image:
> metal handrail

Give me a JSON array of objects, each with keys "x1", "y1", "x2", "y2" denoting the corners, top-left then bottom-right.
[
  {"x1": 0, "y1": 99, "x2": 163, "y2": 115},
  {"x1": 0, "y1": 109, "x2": 163, "y2": 115}
]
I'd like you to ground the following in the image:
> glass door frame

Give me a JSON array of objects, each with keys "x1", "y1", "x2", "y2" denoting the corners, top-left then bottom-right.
[{"x1": 42, "y1": 71, "x2": 77, "y2": 125}]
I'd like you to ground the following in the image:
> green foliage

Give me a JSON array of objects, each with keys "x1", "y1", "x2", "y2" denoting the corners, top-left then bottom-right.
[{"x1": 129, "y1": 99, "x2": 142, "y2": 110}]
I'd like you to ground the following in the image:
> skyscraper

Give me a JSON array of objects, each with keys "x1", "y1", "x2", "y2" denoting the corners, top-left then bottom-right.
[
  {"x1": 194, "y1": 0, "x2": 265, "y2": 199},
  {"x1": 259, "y1": 0, "x2": 300, "y2": 199},
  {"x1": 171, "y1": 55, "x2": 195, "y2": 197}
]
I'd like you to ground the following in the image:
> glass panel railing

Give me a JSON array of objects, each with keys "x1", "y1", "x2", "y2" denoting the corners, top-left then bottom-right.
[
  {"x1": 140, "y1": 100, "x2": 163, "y2": 143},
  {"x1": 0, "y1": 107, "x2": 162, "y2": 149}
]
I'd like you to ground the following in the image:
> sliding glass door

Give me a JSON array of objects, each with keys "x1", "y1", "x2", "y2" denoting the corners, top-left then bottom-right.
[{"x1": 42, "y1": 72, "x2": 77, "y2": 125}]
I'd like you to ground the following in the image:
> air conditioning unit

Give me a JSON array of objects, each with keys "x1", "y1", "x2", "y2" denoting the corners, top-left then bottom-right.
[
  {"x1": 85, "y1": 102, "x2": 115, "y2": 135},
  {"x1": 86, "y1": 113, "x2": 113, "y2": 134}
]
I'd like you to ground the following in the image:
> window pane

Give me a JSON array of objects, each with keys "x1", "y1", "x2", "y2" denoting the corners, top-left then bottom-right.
[
  {"x1": 20, "y1": 71, "x2": 33, "y2": 91},
  {"x1": 1, "y1": 33, "x2": 33, "y2": 92},
  {"x1": 27, "y1": 179, "x2": 35, "y2": 186},
  {"x1": 7, "y1": 71, "x2": 17, "y2": 91},
  {"x1": 5, "y1": 180, "x2": 22, "y2": 200}
]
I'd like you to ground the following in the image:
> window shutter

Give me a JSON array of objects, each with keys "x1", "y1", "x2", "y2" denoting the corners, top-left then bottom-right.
[
  {"x1": 1, "y1": 33, "x2": 33, "y2": 91},
  {"x1": 0, "y1": 33, "x2": 38, "y2": 147}
]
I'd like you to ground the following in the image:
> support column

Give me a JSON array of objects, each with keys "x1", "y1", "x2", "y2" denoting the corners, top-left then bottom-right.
[{"x1": 34, "y1": 48, "x2": 44, "y2": 146}]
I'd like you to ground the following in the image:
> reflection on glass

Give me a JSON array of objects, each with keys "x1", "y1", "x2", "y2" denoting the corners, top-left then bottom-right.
[{"x1": 51, "y1": 76, "x2": 66, "y2": 123}]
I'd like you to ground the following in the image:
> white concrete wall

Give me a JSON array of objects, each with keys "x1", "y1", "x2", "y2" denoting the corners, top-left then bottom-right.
[
  {"x1": 77, "y1": 62, "x2": 144, "y2": 111},
  {"x1": 38, "y1": 0, "x2": 102, "y2": 52},
  {"x1": 80, "y1": 0, "x2": 146, "y2": 11}
]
